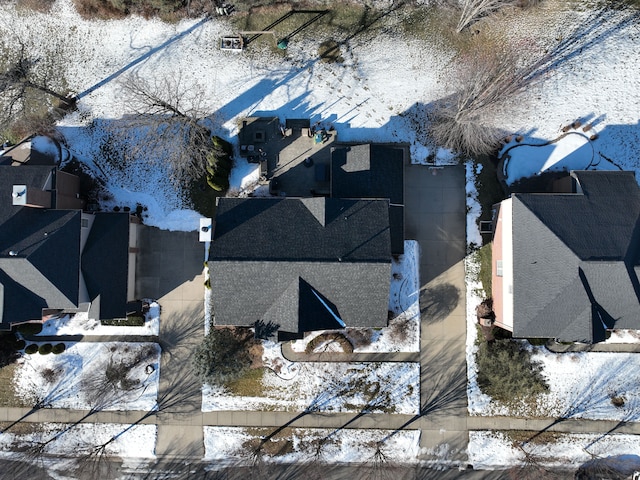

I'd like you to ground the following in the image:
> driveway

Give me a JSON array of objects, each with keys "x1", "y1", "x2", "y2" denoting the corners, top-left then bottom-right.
[
  {"x1": 134, "y1": 225, "x2": 207, "y2": 458},
  {"x1": 404, "y1": 163, "x2": 468, "y2": 462}
]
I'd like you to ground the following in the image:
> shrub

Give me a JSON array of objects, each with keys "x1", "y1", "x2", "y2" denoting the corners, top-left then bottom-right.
[
  {"x1": 305, "y1": 332, "x2": 353, "y2": 354},
  {"x1": 212, "y1": 136, "x2": 233, "y2": 156},
  {"x1": 38, "y1": 344, "x2": 53, "y2": 355},
  {"x1": 102, "y1": 316, "x2": 145, "y2": 326},
  {"x1": 52, "y1": 343, "x2": 66, "y2": 354},
  {"x1": 193, "y1": 328, "x2": 255, "y2": 385},
  {"x1": 0, "y1": 333, "x2": 22, "y2": 366},
  {"x1": 206, "y1": 176, "x2": 224, "y2": 192},
  {"x1": 476, "y1": 339, "x2": 548, "y2": 403},
  {"x1": 611, "y1": 395, "x2": 625, "y2": 408},
  {"x1": 16, "y1": 323, "x2": 43, "y2": 335},
  {"x1": 25, "y1": 344, "x2": 38, "y2": 355}
]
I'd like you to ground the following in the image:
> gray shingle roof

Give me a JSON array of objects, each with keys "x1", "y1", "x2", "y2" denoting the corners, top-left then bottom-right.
[
  {"x1": 331, "y1": 144, "x2": 405, "y2": 254},
  {"x1": 511, "y1": 170, "x2": 640, "y2": 343},
  {"x1": 81, "y1": 213, "x2": 130, "y2": 320},
  {"x1": 209, "y1": 197, "x2": 391, "y2": 334},
  {"x1": 211, "y1": 197, "x2": 391, "y2": 262},
  {"x1": 0, "y1": 165, "x2": 130, "y2": 326}
]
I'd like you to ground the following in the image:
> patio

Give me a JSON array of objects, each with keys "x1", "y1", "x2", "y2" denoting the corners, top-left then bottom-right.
[{"x1": 238, "y1": 117, "x2": 336, "y2": 197}]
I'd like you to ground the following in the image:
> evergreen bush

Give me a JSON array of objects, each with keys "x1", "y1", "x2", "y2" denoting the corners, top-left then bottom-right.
[{"x1": 476, "y1": 339, "x2": 548, "y2": 403}]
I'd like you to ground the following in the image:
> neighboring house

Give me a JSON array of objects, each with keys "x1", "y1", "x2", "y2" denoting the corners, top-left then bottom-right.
[
  {"x1": 209, "y1": 197, "x2": 392, "y2": 341},
  {"x1": 0, "y1": 159, "x2": 139, "y2": 330},
  {"x1": 492, "y1": 170, "x2": 640, "y2": 343}
]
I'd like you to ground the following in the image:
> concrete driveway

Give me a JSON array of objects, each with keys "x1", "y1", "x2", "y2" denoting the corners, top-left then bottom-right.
[
  {"x1": 404, "y1": 163, "x2": 468, "y2": 461},
  {"x1": 134, "y1": 225, "x2": 207, "y2": 458}
]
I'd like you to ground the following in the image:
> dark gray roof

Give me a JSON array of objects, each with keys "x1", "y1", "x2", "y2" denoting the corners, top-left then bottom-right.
[
  {"x1": 210, "y1": 197, "x2": 391, "y2": 334},
  {"x1": 210, "y1": 197, "x2": 391, "y2": 263},
  {"x1": 0, "y1": 164, "x2": 130, "y2": 325},
  {"x1": 511, "y1": 170, "x2": 640, "y2": 343},
  {"x1": 0, "y1": 209, "x2": 81, "y2": 325},
  {"x1": 331, "y1": 144, "x2": 405, "y2": 254},
  {"x1": 81, "y1": 213, "x2": 130, "y2": 320}
]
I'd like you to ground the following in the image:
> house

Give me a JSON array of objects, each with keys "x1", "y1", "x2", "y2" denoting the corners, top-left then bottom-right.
[
  {"x1": 209, "y1": 197, "x2": 392, "y2": 340},
  {"x1": 0, "y1": 160, "x2": 139, "y2": 330},
  {"x1": 492, "y1": 170, "x2": 640, "y2": 343},
  {"x1": 331, "y1": 144, "x2": 405, "y2": 254}
]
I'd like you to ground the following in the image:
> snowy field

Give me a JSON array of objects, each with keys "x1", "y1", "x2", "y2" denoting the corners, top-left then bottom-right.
[
  {"x1": 0, "y1": 423, "x2": 156, "y2": 459},
  {"x1": 469, "y1": 431, "x2": 640, "y2": 471},
  {"x1": 13, "y1": 342, "x2": 160, "y2": 411},
  {"x1": 202, "y1": 357, "x2": 419, "y2": 414},
  {"x1": 34, "y1": 302, "x2": 160, "y2": 337},
  {"x1": 291, "y1": 240, "x2": 420, "y2": 353},
  {"x1": 204, "y1": 426, "x2": 421, "y2": 463},
  {"x1": 1, "y1": 0, "x2": 636, "y2": 232}
]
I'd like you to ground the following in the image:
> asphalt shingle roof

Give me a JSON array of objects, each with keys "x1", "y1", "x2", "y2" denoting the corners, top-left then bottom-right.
[
  {"x1": 511, "y1": 170, "x2": 640, "y2": 343},
  {"x1": 81, "y1": 213, "x2": 130, "y2": 320},
  {"x1": 331, "y1": 144, "x2": 404, "y2": 254},
  {"x1": 0, "y1": 164, "x2": 130, "y2": 326},
  {"x1": 209, "y1": 197, "x2": 391, "y2": 335}
]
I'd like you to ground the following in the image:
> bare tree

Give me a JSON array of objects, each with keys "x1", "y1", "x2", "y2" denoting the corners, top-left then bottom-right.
[
  {"x1": 454, "y1": 0, "x2": 539, "y2": 33},
  {"x1": 429, "y1": 39, "x2": 526, "y2": 156},
  {"x1": 0, "y1": 37, "x2": 72, "y2": 139},
  {"x1": 114, "y1": 72, "x2": 219, "y2": 187}
]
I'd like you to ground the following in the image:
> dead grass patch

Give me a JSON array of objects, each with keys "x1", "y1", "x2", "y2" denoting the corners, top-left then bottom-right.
[{"x1": 0, "y1": 363, "x2": 25, "y2": 407}]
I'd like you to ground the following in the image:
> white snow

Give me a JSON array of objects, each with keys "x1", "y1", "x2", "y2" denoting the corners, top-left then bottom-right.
[
  {"x1": 31, "y1": 135, "x2": 60, "y2": 158},
  {"x1": 13, "y1": 342, "x2": 160, "y2": 411},
  {"x1": 500, "y1": 130, "x2": 619, "y2": 186},
  {"x1": 469, "y1": 430, "x2": 640, "y2": 471},
  {"x1": 204, "y1": 426, "x2": 421, "y2": 463},
  {"x1": 35, "y1": 302, "x2": 160, "y2": 337},
  {"x1": 465, "y1": 161, "x2": 482, "y2": 247},
  {"x1": 1, "y1": 0, "x2": 640, "y2": 467},
  {"x1": 202, "y1": 356, "x2": 419, "y2": 414},
  {"x1": 0, "y1": 423, "x2": 156, "y2": 458}
]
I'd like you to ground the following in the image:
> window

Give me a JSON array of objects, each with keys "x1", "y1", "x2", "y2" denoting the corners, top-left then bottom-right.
[
  {"x1": 496, "y1": 260, "x2": 503, "y2": 277},
  {"x1": 81, "y1": 218, "x2": 89, "y2": 228}
]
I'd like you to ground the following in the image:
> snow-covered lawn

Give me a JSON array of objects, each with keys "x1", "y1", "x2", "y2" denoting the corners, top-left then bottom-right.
[
  {"x1": 469, "y1": 430, "x2": 640, "y2": 471},
  {"x1": 35, "y1": 302, "x2": 160, "y2": 337},
  {"x1": 13, "y1": 342, "x2": 160, "y2": 411},
  {"x1": 290, "y1": 240, "x2": 420, "y2": 354},
  {"x1": 0, "y1": 423, "x2": 156, "y2": 458},
  {"x1": 204, "y1": 426, "x2": 421, "y2": 463},
  {"x1": 500, "y1": 129, "x2": 619, "y2": 186},
  {"x1": 202, "y1": 354, "x2": 419, "y2": 414}
]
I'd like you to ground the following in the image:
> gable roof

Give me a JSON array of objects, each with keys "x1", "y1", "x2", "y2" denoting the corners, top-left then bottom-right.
[
  {"x1": 0, "y1": 164, "x2": 130, "y2": 326},
  {"x1": 210, "y1": 197, "x2": 392, "y2": 263},
  {"x1": 81, "y1": 213, "x2": 130, "y2": 320},
  {"x1": 0, "y1": 208, "x2": 81, "y2": 325},
  {"x1": 331, "y1": 144, "x2": 404, "y2": 254},
  {"x1": 510, "y1": 170, "x2": 640, "y2": 343},
  {"x1": 209, "y1": 197, "x2": 391, "y2": 335}
]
